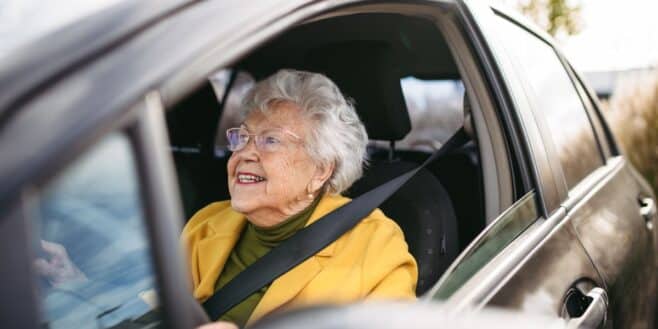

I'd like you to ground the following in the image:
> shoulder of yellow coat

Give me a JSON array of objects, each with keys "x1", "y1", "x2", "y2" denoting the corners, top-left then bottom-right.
[
  {"x1": 311, "y1": 194, "x2": 408, "y2": 256},
  {"x1": 182, "y1": 200, "x2": 232, "y2": 236},
  {"x1": 352, "y1": 207, "x2": 408, "y2": 248}
]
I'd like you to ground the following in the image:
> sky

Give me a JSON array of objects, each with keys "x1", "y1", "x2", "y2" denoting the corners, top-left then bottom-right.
[
  {"x1": 499, "y1": 0, "x2": 658, "y2": 72},
  {"x1": 1, "y1": 0, "x2": 657, "y2": 72}
]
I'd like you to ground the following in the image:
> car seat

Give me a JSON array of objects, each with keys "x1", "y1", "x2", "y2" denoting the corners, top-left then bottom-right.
[
  {"x1": 166, "y1": 82, "x2": 230, "y2": 219},
  {"x1": 313, "y1": 44, "x2": 460, "y2": 295},
  {"x1": 429, "y1": 93, "x2": 484, "y2": 249}
]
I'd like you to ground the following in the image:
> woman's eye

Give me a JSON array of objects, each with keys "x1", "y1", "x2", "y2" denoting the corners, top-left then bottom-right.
[{"x1": 264, "y1": 136, "x2": 280, "y2": 144}]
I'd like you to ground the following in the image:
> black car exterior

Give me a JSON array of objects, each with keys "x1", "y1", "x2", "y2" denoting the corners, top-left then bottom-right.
[{"x1": 0, "y1": 1, "x2": 655, "y2": 328}]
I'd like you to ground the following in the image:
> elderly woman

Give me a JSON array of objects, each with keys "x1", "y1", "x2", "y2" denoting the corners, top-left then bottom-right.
[{"x1": 182, "y1": 69, "x2": 417, "y2": 328}]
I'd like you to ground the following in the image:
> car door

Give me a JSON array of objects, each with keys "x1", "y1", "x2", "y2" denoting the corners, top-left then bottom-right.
[
  {"x1": 425, "y1": 1, "x2": 610, "y2": 326},
  {"x1": 560, "y1": 64, "x2": 658, "y2": 328},
  {"x1": 0, "y1": 93, "x2": 203, "y2": 328},
  {"x1": 484, "y1": 5, "x2": 657, "y2": 328},
  {"x1": 0, "y1": 1, "x2": 328, "y2": 328}
]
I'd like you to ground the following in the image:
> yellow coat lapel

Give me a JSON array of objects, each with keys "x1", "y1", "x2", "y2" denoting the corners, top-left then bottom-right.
[
  {"x1": 249, "y1": 195, "x2": 351, "y2": 320},
  {"x1": 191, "y1": 206, "x2": 247, "y2": 300}
]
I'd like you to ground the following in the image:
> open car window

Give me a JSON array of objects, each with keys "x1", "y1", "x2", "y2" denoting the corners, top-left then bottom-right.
[
  {"x1": 166, "y1": 8, "x2": 526, "y2": 300},
  {"x1": 28, "y1": 133, "x2": 162, "y2": 329},
  {"x1": 396, "y1": 77, "x2": 464, "y2": 150}
]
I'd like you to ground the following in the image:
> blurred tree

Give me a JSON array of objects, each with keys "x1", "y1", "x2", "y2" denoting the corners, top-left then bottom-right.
[{"x1": 516, "y1": 0, "x2": 582, "y2": 37}]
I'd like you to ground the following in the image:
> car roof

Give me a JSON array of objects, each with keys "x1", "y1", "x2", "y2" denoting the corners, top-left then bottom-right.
[{"x1": 0, "y1": 0, "x2": 191, "y2": 122}]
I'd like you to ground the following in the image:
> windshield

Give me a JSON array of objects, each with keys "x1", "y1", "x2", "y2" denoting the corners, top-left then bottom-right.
[{"x1": 29, "y1": 134, "x2": 163, "y2": 329}]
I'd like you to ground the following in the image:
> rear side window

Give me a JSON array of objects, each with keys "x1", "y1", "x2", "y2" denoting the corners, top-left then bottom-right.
[
  {"x1": 29, "y1": 133, "x2": 162, "y2": 329},
  {"x1": 398, "y1": 77, "x2": 465, "y2": 150},
  {"x1": 494, "y1": 15, "x2": 604, "y2": 188}
]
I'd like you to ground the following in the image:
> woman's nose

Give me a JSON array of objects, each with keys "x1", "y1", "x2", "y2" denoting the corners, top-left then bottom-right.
[{"x1": 235, "y1": 137, "x2": 260, "y2": 160}]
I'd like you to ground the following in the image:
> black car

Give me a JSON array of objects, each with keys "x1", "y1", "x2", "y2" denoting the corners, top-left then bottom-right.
[{"x1": 1, "y1": 1, "x2": 656, "y2": 328}]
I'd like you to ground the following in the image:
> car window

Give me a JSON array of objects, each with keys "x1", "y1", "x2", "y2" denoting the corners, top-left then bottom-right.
[
  {"x1": 567, "y1": 67, "x2": 613, "y2": 158},
  {"x1": 493, "y1": 15, "x2": 604, "y2": 188},
  {"x1": 29, "y1": 133, "x2": 162, "y2": 329},
  {"x1": 397, "y1": 77, "x2": 465, "y2": 150},
  {"x1": 431, "y1": 191, "x2": 537, "y2": 299}
]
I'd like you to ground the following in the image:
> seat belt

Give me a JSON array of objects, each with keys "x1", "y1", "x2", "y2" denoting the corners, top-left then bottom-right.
[{"x1": 202, "y1": 128, "x2": 469, "y2": 320}]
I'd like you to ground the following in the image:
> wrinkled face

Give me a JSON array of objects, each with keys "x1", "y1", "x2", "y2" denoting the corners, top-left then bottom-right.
[{"x1": 227, "y1": 101, "x2": 327, "y2": 225}]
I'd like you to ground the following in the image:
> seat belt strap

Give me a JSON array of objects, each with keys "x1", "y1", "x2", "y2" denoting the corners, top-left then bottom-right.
[{"x1": 202, "y1": 128, "x2": 469, "y2": 320}]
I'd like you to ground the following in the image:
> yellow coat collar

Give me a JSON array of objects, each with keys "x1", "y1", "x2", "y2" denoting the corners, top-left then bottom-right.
[{"x1": 194, "y1": 194, "x2": 352, "y2": 321}]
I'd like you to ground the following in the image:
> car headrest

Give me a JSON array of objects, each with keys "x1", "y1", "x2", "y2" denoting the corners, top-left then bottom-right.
[
  {"x1": 167, "y1": 82, "x2": 220, "y2": 154},
  {"x1": 305, "y1": 42, "x2": 412, "y2": 141}
]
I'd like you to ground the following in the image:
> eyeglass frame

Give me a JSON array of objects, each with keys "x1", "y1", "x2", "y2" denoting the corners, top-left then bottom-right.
[{"x1": 225, "y1": 126, "x2": 303, "y2": 152}]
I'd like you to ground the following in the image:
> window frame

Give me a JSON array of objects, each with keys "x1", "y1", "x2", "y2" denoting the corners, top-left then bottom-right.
[
  {"x1": 0, "y1": 94, "x2": 198, "y2": 329},
  {"x1": 492, "y1": 12, "x2": 572, "y2": 200},
  {"x1": 435, "y1": 5, "x2": 519, "y2": 221},
  {"x1": 489, "y1": 8, "x2": 611, "y2": 206},
  {"x1": 464, "y1": 3, "x2": 560, "y2": 217},
  {"x1": 162, "y1": 1, "x2": 527, "y2": 302},
  {"x1": 562, "y1": 60, "x2": 617, "y2": 159},
  {"x1": 428, "y1": 190, "x2": 539, "y2": 300},
  {"x1": 161, "y1": 2, "x2": 520, "y2": 223},
  {"x1": 0, "y1": 201, "x2": 42, "y2": 329}
]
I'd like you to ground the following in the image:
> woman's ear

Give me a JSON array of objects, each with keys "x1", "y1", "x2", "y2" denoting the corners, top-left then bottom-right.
[{"x1": 309, "y1": 162, "x2": 335, "y2": 193}]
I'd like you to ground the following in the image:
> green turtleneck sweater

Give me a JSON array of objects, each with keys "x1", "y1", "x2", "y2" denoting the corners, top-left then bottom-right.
[{"x1": 215, "y1": 197, "x2": 321, "y2": 327}]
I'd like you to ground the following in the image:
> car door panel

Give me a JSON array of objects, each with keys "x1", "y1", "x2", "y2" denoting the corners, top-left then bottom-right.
[
  {"x1": 431, "y1": 192, "x2": 603, "y2": 324},
  {"x1": 567, "y1": 159, "x2": 657, "y2": 328},
  {"x1": 486, "y1": 216, "x2": 604, "y2": 318}
]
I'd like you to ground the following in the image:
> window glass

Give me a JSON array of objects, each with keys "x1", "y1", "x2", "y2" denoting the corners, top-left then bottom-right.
[
  {"x1": 30, "y1": 133, "x2": 162, "y2": 329},
  {"x1": 494, "y1": 16, "x2": 603, "y2": 188},
  {"x1": 214, "y1": 70, "x2": 255, "y2": 155},
  {"x1": 397, "y1": 77, "x2": 465, "y2": 150},
  {"x1": 432, "y1": 191, "x2": 537, "y2": 300}
]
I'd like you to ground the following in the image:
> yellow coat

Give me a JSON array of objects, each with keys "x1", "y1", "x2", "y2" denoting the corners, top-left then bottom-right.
[{"x1": 181, "y1": 194, "x2": 418, "y2": 323}]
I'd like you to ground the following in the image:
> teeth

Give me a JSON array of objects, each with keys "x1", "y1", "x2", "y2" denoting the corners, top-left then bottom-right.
[{"x1": 238, "y1": 174, "x2": 265, "y2": 183}]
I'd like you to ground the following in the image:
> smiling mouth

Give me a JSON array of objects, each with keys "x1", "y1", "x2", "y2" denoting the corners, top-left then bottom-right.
[{"x1": 236, "y1": 173, "x2": 266, "y2": 184}]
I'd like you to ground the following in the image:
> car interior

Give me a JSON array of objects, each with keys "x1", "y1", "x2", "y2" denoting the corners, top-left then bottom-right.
[{"x1": 165, "y1": 13, "x2": 488, "y2": 296}]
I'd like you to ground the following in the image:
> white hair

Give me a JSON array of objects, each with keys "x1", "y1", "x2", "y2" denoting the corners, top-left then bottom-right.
[{"x1": 241, "y1": 69, "x2": 368, "y2": 194}]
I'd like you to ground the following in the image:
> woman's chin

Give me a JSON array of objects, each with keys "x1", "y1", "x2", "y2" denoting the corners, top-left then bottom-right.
[{"x1": 229, "y1": 199, "x2": 251, "y2": 214}]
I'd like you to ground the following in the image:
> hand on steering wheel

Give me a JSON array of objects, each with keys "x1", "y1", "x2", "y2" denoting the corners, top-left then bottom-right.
[{"x1": 33, "y1": 240, "x2": 87, "y2": 287}]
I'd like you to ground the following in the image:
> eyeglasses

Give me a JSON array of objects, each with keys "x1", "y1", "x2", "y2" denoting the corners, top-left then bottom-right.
[{"x1": 226, "y1": 127, "x2": 302, "y2": 153}]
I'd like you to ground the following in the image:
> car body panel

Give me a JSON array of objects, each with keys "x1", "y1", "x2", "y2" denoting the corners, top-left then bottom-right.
[
  {"x1": 445, "y1": 2, "x2": 657, "y2": 328},
  {"x1": 567, "y1": 158, "x2": 657, "y2": 328},
  {"x1": 0, "y1": 0, "x2": 656, "y2": 328},
  {"x1": 0, "y1": 0, "x2": 190, "y2": 120},
  {"x1": 484, "y1": 215, "x2": 602, "y2": 317}
]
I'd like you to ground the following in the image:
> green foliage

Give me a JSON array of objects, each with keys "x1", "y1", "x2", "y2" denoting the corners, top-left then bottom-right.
[{"x1": 518, "y1": 0, "x2": 582, "y2": 37}]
